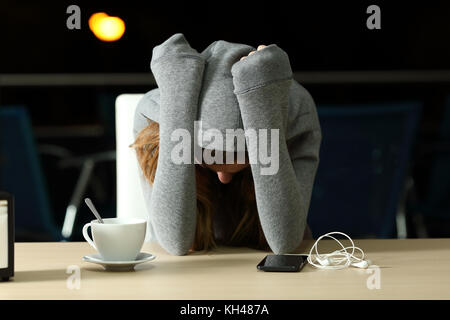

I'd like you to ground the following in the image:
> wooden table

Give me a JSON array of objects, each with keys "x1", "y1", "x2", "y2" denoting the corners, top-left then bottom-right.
[{"x1": 1, "y1": 239, "x2": 449, "y2": 300}]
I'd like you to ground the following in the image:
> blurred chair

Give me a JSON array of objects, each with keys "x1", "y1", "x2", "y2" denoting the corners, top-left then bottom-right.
[
  {"x1": 410, "y1": 95, "x2": 450, "y2": 237},
  {"x1": 422, "y1": 96, "x2": 450, "y2": 219},
  {"x1": 115, "y1": 94, "x2": 153, "y2": 242},
  {"x1": 307, "y1": 101, "x2": 422, "y2": 239},
  {"x1": 0, "y1": 106, "x2": 61, "y2": 241},
  {"x1": 59, "y1": 150, "x2": 116, "y2": 239},
  {"x1": 59, "y1": 91, "x2": 117, "y2": 240}
]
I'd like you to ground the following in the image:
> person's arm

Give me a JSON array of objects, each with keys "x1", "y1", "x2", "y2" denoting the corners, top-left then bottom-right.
[
  {"x1": 147, "y1": 33, "x2": 205, "y2": 255},
  {"x1": 231, "y1": 45, "x2": 321, "y2": 253},
  {"x1": 287, "y1": 86, "x2": 322, "y2": 249}
]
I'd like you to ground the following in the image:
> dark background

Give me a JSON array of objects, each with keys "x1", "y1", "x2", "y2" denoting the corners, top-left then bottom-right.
[
  {"x1": 1, "y1": 1, "x2": 450, "y2": 72},
  {"x1": 1, "y1": 1, "x2": 450, "y2": 241}
]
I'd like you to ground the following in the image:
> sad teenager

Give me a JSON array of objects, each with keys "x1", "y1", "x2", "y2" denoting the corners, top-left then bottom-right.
[{"x1": 132, "y1": 34, "x2": 321, "y2": 255}]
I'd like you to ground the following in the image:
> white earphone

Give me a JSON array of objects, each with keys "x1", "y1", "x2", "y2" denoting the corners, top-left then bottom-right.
[{"x1": 306, "y1": 231, "x2": 372, "y2": 270}]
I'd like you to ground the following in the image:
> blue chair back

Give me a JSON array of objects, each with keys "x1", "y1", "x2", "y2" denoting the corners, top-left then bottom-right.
[
  {"x1": 0, "y1": 106, "x2": 60, "y2": 240},
  {"x1": 307, "y1": 101, "x2": 422, "y2": 238},
  {"x1": 421, "y1": 95, "x2": 450, "y2": 219}
]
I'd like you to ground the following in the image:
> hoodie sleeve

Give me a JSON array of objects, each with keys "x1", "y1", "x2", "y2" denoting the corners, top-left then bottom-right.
[
  {"x1": 144, "y1": 33, "x2": 205, "y2": 255},
  {"x1": 231, "y1": 45, "x2": 321, "y2": 253}
]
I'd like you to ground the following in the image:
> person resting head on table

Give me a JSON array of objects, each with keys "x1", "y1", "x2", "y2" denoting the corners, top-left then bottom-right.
[{"x1": 132, "y1": 33, "x2": 321, "y2": 255}]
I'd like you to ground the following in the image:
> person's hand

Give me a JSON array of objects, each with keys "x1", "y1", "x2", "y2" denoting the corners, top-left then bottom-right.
[
  {"x1": 240, "y1": 45, "x2": 267, "y2": 61},
  {"x1": 231, "y1": 44, "x2": 292, "y2": 95},
  {"x1": 151, "y1": 33, "x2": 203, "y2": 65},
  {"x1": 150, "y1": 33, "x2": 205, "y2": 90}
]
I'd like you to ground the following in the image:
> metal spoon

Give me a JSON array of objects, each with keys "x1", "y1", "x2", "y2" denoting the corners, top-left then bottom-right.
[{"x1": 84, "y1": 198, "x2": 104, "y2": 223}]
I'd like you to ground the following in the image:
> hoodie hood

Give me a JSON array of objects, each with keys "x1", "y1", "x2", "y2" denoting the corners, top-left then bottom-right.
[{"x1": 196, "y1": 40, "x2": 255, "y2": 151}]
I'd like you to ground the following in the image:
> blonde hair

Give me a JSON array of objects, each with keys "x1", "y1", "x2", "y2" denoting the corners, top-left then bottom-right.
[{"x1": 131, "y1": 120, "x2": 269, "y2": 252}]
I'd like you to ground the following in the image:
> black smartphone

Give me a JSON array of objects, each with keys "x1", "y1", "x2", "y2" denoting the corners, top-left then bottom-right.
[{"x1": 257, "y1": 254, "x2": 308, "y2": 272}]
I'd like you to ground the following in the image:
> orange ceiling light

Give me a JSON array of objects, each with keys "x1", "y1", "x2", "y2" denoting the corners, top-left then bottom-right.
[{"x1": 89, "y1": 12, "x2": 125, "y2": 42}]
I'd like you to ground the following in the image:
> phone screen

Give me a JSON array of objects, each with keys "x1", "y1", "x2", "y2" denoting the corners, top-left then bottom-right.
[{"x1": 257, "y1": 254, "x2": 308, "y2": 272}]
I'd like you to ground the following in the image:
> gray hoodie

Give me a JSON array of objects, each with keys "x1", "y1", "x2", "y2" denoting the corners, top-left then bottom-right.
[{"x1": 133, "y1": 33, "x2": 321, "y2": 255}]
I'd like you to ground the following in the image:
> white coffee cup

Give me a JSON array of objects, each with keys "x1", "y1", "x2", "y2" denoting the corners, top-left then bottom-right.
[{"x1": 82, "y1": 218, "x2": 147, "y2": 261}]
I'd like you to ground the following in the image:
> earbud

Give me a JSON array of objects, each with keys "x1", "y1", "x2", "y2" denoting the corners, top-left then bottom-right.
[
  {"x1": 351, "y1": 260, "x2": 370, "y2": 269},
  {"x1": 306, "y1": 232, "x2": 371, "y2": 270},
  {"x1": 316, "y1": 257, "x2": 331, "y2": 266}
]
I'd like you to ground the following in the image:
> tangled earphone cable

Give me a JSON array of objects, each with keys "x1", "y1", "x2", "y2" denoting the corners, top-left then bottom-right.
[{"x1": 306, "y1": 231, "x2": 371, "y2": 269}]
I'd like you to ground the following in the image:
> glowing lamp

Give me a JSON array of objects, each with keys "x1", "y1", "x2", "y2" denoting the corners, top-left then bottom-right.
[{"x1": 89, "y1": 12, "x2": 125, "y2": 42}]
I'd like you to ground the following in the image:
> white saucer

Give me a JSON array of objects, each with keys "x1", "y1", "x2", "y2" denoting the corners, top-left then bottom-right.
[{"x1": 82, "y1": 252, "x2": 156, "y2": 271}]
